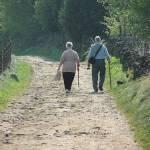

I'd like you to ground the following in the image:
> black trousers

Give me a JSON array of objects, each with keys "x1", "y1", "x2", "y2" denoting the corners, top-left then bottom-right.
[{"x1": 63, "y1": 72, "x2": 75, "y2": 91}]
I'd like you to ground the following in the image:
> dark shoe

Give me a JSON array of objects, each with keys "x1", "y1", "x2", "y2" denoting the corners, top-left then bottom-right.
[
  {"x1": 66, "y1": 89, "x2": 70, "y2": 94},
  {"x1": 94, "y1": 89, "x2": 98, "y2": 94},
  {"x1": 90, "y1": 91, "x2": 98, "y2": 94},
  {"x1": 99, "y1": 87, "x2": 103, "y2": 91},
  {"x1": 94, "y1": 88, "x2": 98, "y2": 92}
]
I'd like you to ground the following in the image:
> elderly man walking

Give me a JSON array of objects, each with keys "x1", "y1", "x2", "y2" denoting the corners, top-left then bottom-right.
[{"x1": 87, "y1": 36, "x2": 110, "y2": 93}]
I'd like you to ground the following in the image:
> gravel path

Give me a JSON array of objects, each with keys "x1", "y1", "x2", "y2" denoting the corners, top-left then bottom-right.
[{"x1": 0, "y1": 57, "x2": 139, "y2": 150}]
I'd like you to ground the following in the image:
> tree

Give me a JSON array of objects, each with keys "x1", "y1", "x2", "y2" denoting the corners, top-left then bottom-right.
[
  {"x1": 0, "y1": 0, "x2": 41, "y2": 46},
  {"x1": 60, "y1": 0, "x2": 108, "y2": 48},
  {"x1": 0, "y1": 1, "x2": 5, "y2": 32},
  {"x1": 34, "y1": 0, "x2": 64, "y2": 33},
  {"x1": 130, "y1": 0, "x2": 150, "y2": 39},
  {"x1": 101, "y1": 0, "x2": 150, "y2": 40},
  {"x1": 99, "y1": 0, "x2": 132, "y2": 36}
]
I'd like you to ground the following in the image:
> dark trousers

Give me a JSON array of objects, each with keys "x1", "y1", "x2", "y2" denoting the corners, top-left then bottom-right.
[
  {"x1": 92, "y1": 59, "x2": 106, "y2": 91},
  {"x1": 63, "y1": 72, "x2": 75, "y2": 91}
]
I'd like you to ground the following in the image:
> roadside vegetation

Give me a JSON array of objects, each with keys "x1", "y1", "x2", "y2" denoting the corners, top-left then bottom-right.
[
  {"x1": 0, "y1": 0, "x2": 149, "y2": 148},
  {"x1": 105, "y1": 57, "x2": 150, "y2": 150},
  {"x1": 14, "y1": 46, "x2": 62, "y2": 61},
  {"x1": 0, "y1": 59, "x2": 32, "y2": 110}
]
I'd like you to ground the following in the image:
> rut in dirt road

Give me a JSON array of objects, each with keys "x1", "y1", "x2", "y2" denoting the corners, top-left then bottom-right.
[{"x1": 0, "y1": 57, "x2": 139, "y2": 150}]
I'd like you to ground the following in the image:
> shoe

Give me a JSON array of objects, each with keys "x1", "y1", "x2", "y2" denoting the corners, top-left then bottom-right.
[
  {"x1": 95, "y1": 90, "x2": 98, "y2": 93},
  {"x1": 93, "y1": 89, "x2": 98, "y2": 93},
  {"x1": 90, "y1": 91, "x2": 98, "y2": 94},
  {"x1": 66, "y1": 89, "x2": 71, "y2": 94},
  {"x1": 99, "y1": 87, "x2": 103, "y2": 91}
]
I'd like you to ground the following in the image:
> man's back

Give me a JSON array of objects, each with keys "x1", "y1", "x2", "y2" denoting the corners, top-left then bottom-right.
[{"x1": 89, "y1": 43, "x2": 110, "y2": 60}]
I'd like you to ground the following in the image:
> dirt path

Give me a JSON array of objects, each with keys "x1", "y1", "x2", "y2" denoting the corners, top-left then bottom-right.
[{"x1": 0, "y1": 57, "x2": 139, "y2": 150}]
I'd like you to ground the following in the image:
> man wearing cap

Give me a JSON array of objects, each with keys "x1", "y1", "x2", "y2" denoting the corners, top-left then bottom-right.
[{"x1": 87, "y1": 36, "x2": 110, "y2": 93}]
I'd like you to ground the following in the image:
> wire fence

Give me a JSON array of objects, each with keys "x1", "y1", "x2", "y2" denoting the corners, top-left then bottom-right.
[{"x1": 0, "y1": 37, "x2": 12, "y2": 74}]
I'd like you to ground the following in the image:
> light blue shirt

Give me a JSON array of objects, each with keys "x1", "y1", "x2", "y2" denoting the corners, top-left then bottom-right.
[{"x1": 88, "y1": 42, "x2": 110, "y2": 60}]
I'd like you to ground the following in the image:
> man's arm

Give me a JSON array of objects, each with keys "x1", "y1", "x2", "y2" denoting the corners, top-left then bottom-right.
[
  {"x1": 104, "y1": 46, "x2": 111, "y2": 63},
  {"x1": 87, "y1": 46, "x2": 92, "y2": 69}
]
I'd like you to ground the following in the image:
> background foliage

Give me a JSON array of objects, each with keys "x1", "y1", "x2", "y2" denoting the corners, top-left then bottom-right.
[{"x1": 0, "y1": 0, "x2": 149, "y2": 64}]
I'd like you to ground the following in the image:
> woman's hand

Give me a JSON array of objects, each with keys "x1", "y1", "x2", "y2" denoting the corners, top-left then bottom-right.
[
  {"x1": 57, "y1": 68, "x2": 60, "y2": 72},
  {"x1": 77, "y1": 65, "x2": 80, "y2": 71},
  {"x1": 77, "y1": 62, "x2": 80, "y2": 71},
  {"x1": 58, "y1": 61, "x2": 63, "y2": 72}
]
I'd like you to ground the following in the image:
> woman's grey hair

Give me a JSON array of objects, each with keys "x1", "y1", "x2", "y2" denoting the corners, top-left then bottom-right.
[
  {"x1": 66, "y1": 41, "x2": 73, "y2": 48},
  {"x1": 95, "y1": 36, "x2": 101, "y2": 42}
]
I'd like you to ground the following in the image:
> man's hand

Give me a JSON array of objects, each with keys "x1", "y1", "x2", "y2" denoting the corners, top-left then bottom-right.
[
  {"x1": 87, "y1": 63, "x2": 90, "y2": 70},
  {"x1": 107, "y1": 58, "x2": 111, "y2": 64}
]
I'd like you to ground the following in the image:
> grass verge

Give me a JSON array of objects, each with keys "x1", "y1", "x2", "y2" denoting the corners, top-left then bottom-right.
[
  {"x1": 105, "y1": 57, "x2": 150, "y2": 150},
  {"x1": 14, "y1": 47, "x2": 62, "y2": 61},
  {"x1": 0, "y1": 60, "x2": 32, "y2": 110}
]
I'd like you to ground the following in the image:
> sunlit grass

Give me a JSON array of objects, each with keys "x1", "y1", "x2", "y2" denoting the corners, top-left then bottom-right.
[
  {"x1": 105, "y1": 57, "x2": 150, "y2": 150},
  {"x1": 0, "y1": 60, "x2": 32, "y2": 109}
]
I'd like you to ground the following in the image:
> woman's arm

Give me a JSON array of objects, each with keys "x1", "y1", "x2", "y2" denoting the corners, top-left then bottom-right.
[
  {"x1": 57, "y1": 61, "x2": 63, "y2": 71},
  {"x1": 57, "y1": 52, "x2": 64, "y2": 71}
]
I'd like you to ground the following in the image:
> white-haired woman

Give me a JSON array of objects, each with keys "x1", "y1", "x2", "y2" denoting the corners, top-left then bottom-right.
[{"x1": 57, "y1": 42, "x2": 80, "y2": 93}]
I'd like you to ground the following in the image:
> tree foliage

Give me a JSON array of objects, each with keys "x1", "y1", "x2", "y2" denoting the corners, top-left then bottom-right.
[
  {"x1": 60, "y1": 0, "x2": 108, "y2": 46},
  {"x1": 34, "y1": 0, "x2": 63, "y2": 32},
  {"x1": 131, "y1": 0, "x2": 150, "y2": 38},
  {"x1": 0, "y1": 0, "x2": 149, "y2": 51},
  {"x1": 1, "y1": 0, "x2": 38, "y2": 35},
  {"x1": 100, "y1": 0, "x2": 150, "y2": 40},
  {"x1": 0, "y1": 0, "x2": 42, "y2": 48}
]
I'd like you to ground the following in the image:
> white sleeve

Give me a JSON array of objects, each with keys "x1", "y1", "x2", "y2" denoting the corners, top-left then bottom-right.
[
  {"x1": 88, "y1": 47, "x2": 92, "y2": 59},
  {"x1": 104, "y1": 46, "x2": 110, "y2": 58}
]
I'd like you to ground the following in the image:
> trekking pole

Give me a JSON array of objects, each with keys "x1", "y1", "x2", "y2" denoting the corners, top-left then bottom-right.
[
  {"x1": 78, "y1": 68, "x2": 79, "y2": 87},
  {"x1": 108, "y1": 61, "x2": 112, "y2": 89}
]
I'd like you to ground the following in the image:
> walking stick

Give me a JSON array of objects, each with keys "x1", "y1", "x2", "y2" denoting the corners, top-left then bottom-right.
[
  {"x1": 78, "y1": 68, "x2": 79, "y2": 87},
  {"x1": 108, "y1": 61, "x2": 112, "y2": 89}
]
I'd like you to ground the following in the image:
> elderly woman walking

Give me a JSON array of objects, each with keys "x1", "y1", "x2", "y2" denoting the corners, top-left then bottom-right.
[{"x1": 57, "y1": 42, "x2": 80, "y2": 93}]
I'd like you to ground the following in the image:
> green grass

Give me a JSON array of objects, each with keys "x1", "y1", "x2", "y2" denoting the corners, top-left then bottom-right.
[
  {"x1": 0, "y1": 60, "x2": 32, "y2": 109},
  {"x1": 14, "y1": 47, "x2": 62, "y2": 61},
  {"x1": 105, "y1": 57, "x2": 150, "y2": 150}
]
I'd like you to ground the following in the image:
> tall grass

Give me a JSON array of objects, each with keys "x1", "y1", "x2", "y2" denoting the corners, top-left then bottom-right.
[
  {"x1": 14, "y1": 47, "x2": 62, "y2": 61},
  {"x1": 0, "y1": 60, "x2": 32, "y2": 109},
  {"x1": 105, "y1": 57, "x2": 150, "y2": 150}
]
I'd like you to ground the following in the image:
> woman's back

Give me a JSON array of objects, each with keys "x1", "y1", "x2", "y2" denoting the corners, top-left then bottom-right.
[
  {"x1": 57, "y1": 41, "x2": 80, "y2": 93},
  {"x1": 61, "y1": 49, "x2": 79, "y2": 73}
]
